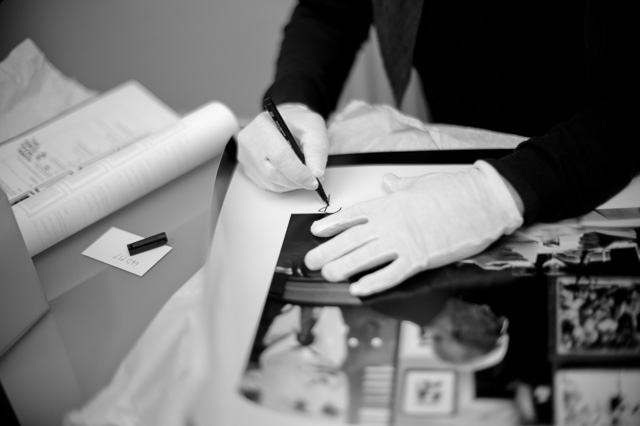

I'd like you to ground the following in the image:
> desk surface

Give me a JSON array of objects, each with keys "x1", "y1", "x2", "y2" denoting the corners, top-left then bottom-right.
[{"x1": 0, "y1": 157, "x2": 220, "y2": 426}]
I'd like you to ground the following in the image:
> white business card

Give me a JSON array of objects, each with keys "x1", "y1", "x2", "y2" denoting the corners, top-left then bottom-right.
[{"x1": 82, "y1": 227, "x2": 172, "y2": 276}]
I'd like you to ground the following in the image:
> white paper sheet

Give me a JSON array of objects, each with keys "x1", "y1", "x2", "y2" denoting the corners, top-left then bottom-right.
[{"x1": 82, "y1": 227, "x2": 172, "y2": 276}]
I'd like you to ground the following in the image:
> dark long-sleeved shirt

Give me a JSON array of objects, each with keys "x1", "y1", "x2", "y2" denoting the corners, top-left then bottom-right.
[{"x1": 264, "y1": 0, "x2": 638, "y2": 225}]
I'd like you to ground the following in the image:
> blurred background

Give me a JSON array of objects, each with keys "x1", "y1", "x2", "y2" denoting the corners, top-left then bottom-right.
[{"x1": 0, "y1": 0, "x2": 428, "y2": 124}]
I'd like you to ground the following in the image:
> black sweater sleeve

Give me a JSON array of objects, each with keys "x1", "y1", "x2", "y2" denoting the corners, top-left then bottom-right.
[
  {"x1": 486, "y1": 1, "x2": 639, "y2": 225},
  {"x1": 264, "y1": 0, "x2": 373, "y2": 118},
  {"x1": 486, "y1": 100, "x2": 638, "y2": 225}
]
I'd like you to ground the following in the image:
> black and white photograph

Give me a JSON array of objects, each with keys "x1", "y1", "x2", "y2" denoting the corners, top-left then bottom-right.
[
  {"x1": 554, "y1": 369, "x2": 640, "y2": 426},
  {"x1": 555, "y1": 277, "x2": 640, "y2": 358},
  {"x1": 401, "y1": 370, "x2": 456, "y2": 415},
  {"x1": 239, "y1": 214, "x2": 555, "y2": 425}
]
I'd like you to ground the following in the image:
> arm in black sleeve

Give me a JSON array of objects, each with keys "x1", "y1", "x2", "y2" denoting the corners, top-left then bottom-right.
[
  {"x1": 487, "y1": 101, "x2": 638, "y2": 225},
  {"x1": 486, "y1": 1, "x2": 639, "y2": 225},
  {"x1": 264, "y1": 0, "x2": 373, "y2": 118}
]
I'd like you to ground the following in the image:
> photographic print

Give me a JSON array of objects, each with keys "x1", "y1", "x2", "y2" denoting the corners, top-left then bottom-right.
[
  {"x1": 238, "y1": 214, "x2": 400, "y2": 424},
  {"x1": 237, "y1": 212, "x2": 639, "y2": 424},
  {"x1": 463, "y1": 221, "x2": 639, "y2": 279},
  {"x1": 555, "y1": 277, "x2": 640, "y2": 358},
  {"x1": 555, "y1": 369, "x2": 640, "y2": 426},
  {"x1": 512, "y1": 213, "x2": 639, "y2": 277},
  {"x1": 238, "y1": 214, "x2": 558, "y2": 425},
  {"x1": 401, "y1": 370, "x2": 456, "y2": 416},
  {"x1": 459, "y1": 236, "x2": 538, "y2": 272}
]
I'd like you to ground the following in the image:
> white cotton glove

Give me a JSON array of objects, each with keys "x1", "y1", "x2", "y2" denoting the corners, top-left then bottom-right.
[
  {"x1": 237, "y1": 103, "x2": 329, "y2": 192},
  {"x1": 304, "y1": 161, "x2": 524, "y2": 296}
]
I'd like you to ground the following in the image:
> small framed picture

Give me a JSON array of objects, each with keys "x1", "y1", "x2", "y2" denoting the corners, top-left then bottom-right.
[
  {"x1": 398, "y1": 321, "x2": 437, "y2": 359},
  {"x1": 401, "y1": 369, "x2": 456, "y2": 416},
  {"x1": 554, "y1": 369, "x2": 640, "y2": 426},
  {"x1": 554, "y1": 276, "x2": 640, "y2": 361}
]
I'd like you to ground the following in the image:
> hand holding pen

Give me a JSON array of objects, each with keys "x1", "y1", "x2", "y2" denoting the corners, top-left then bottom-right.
[
  {"x1": 236, "y1": 99, "x2": 330, "y2": 198},
  {"x1": 262, "y1": 98, "x2": 330, "y2": 208}
]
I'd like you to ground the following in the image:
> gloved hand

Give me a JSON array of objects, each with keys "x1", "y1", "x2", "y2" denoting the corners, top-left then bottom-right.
[
  {"x1": 304, "y1": 161, "x2": 524, "y2": 296},
  {"x1": 237, "y1": 103, "x2": 329, "y2": 192}
]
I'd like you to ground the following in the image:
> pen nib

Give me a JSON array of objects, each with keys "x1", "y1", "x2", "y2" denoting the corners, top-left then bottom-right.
[
  {"x1": 318, "y1": 195, "x2": 330, "y2": 213},
  {"x1": 318, "y1": 195, "x2": 342, "y2": 214}
]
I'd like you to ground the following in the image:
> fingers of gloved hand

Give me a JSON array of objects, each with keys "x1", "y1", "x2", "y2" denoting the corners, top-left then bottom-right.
[
  {"x1": 293, "y1": 123, "x2": 328, "y2": 179},
  {"x1": 279, "y1": 104, "x2": 329, "y2": 179},
  {"x1": 304, "y1": 223, "x2": 376, "y2": 272},
  {"x1": 237, "y1": 109, "x2": 322, "y2": 191},
  {"x1": 319, "y1": 239, "x2": 398, "y2": 282},
  {"x1": 349, "y1": 257, "x2": 414, "y2": 296},
  {"x1": 240, "y1": 161, "x2": 305, "y2": 193},
  {"x1": 266, "y1": 139, "x2": 319, "y2": 190},
  {"x1": 309, "y1": 208, "x2": 369, "y2": 238},
  {"x1": 237, "y1": 112, "x2": 295, "y2": 190}
]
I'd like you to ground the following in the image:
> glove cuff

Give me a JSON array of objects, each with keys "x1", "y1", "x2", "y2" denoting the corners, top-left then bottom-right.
[{"x1": 474, "y1": 160, "x2": 524, "y2": 235}]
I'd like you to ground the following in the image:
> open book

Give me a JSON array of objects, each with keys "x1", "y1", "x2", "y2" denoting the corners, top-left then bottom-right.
[{"x1": 0, "y1": 81, "x2": 238, "y2": 256}]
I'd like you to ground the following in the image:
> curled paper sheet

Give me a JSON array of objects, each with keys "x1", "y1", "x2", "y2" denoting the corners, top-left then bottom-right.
[{"x1": 13, "y1": 102, "x2": 238, "y2": 256}]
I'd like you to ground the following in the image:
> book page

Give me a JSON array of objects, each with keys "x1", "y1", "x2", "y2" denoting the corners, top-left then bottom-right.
[
  {"x1": 0, "y1": 81, "x2": 180, "y2": 204},
  {"x1": 11, "y1": 101, "x2": 238, "y2": 256}
]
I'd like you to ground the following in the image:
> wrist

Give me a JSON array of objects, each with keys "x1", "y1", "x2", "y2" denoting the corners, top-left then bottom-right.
[{"x1": 499, "y1": 174, "x2": 525, "y2": 217}]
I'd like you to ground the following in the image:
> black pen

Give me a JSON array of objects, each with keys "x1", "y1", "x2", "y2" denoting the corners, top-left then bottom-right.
[
  {"x1": 127, "y1": 232, "x2": 168, "y2": 256},
  {"x1": 263, "y1": 97, "x2": 330, "y2": 206}
]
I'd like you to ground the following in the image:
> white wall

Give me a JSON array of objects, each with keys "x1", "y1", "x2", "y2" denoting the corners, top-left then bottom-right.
[{"x1": 0, "y1": 0, "x2": 427, "y2": 122}]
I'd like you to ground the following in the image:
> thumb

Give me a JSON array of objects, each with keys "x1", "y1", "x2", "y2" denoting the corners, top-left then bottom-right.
[{"x1": 301, "y1": 132, "x2": 328, "y2": 178}]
